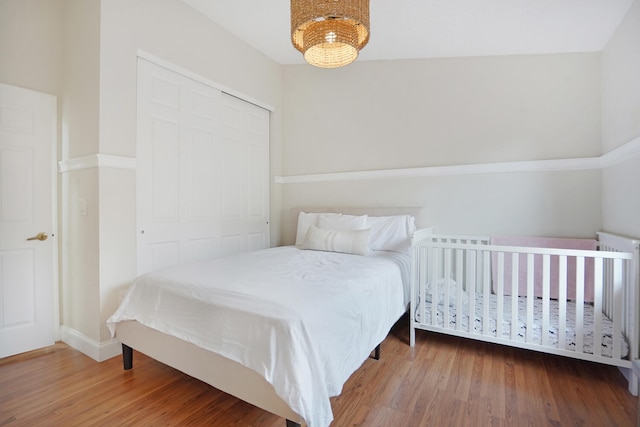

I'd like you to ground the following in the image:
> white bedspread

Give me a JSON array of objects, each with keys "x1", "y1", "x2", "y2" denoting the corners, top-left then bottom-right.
[{"x1": 107, "y1": 246, "x2": 410, "y2": 427}]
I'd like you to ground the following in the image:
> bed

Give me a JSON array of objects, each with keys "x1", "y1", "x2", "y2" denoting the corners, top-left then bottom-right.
[
  {"x1": 107, "y1": 207, "x2": 421, "y2": 427},
  {"x1": 410, "y1": 231, "x2": 640, "y2": 395}
]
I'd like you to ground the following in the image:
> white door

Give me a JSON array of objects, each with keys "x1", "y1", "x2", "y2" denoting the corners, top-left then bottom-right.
[
  {"x1": 219, "y1": 92, "x2": 270, "y2": 256},
  {"x1": 0, "y1": 82, "x2": 57, "y2": 358},
  {"x1": 137, "y1": 59, "x2": 270, "y2": 274}
]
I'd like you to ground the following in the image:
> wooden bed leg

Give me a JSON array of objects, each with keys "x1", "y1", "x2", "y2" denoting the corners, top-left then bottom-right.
[
  {"x1": 122, "y1": 344, "x2": 133, "y2": 370},
  {"x1": 373, "y1": 343, "x2": 381, "y2": 360},
  {"x1": 285, "y1": 419, "x2": 301, "y2": 427}
]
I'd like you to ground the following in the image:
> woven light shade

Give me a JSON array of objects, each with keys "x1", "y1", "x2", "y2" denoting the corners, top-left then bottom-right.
[{"x1": 291, "y1": 0, "x2": 370, "y2": 68}]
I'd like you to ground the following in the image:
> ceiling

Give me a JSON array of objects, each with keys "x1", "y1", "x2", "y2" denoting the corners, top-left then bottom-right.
[{"x1": 180, "y1": 0, "x2": 635, "y2": 65}]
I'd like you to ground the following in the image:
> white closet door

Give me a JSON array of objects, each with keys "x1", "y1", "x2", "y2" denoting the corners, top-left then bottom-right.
[
  {"x1": 219, "y1": 93, "x2": 270, "y2": 256},
  {"x1": 136, "y1": 59, "x2": 269, "y2": 274}
]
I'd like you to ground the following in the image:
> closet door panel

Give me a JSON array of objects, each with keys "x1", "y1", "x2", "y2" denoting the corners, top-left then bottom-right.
[
  {"x1": 150, "y1": 118, "x2": 180, "y2": 221},
  {"x1": 189, "y1": 128, "x2": 216, "y2": 219},
  {"x1": 137, "y1": 59, "x2": 269, "y2": 274},
  {"x1": 138, "y1": 59, "x2": 221, "y2": 273},
  {"x1": 219, "y1": 93, "x2": 270, "y2": 251},
  {"x1": 148, "y1": 241, "x2": 181, "y2": 271}
]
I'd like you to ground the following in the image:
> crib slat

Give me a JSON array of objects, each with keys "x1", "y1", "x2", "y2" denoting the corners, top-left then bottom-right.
[
  {"x1": 542, "y1": 254, "x2": 550, "y2": 346},
  {"x1": 468, "y1": 249, "x2": 476, "y2": 334},
  {"x1": 613, "y1": 258, "x2": 623, "y2": 360},
  {"x1": 419, "y1": 245, "x2": 427, "y2": 332},
  {"x1": 483, "y1": 251, "x2": 491, "y2": 337},
  {"x1": 455, "y1": 248, "x2": 463, "y2": 331},
  {"x1": 558, "y1": 256, "x2": 567, "y2": 350},
  {"x1": 443, "y1": 248, "x2": 451, "y2": 330},
  {"x1": 575, "y1": 257, "x2": 585, "y2": 354},
  {"x1": 603, "y1": 247, "x2": 613, "y2": 319},
  {"x1": 511, "y1": 253, "x2": 519, "y2": 340},
  {"x1": 593, "y1": 258, "x2": 603, "y2": 357},
  {"x1": 496, "y1": 252, "x2": 504, "y2": 339},
  {"x1": 526, "y1": 253, "x2": 535, "y2": 343},
  {"x1": 430, "y1": 247, "x2": 438, "y2": 326}
]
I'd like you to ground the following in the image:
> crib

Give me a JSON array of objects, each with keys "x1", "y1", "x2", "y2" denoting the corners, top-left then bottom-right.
[{"x1": 409, "y1": 230, "x2": 640, "y2": 395}]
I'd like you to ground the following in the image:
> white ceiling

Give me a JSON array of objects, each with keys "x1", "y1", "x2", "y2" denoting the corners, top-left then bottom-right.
[{"x1": 180, "y1": 0, "x2": 635, "y2": 65}]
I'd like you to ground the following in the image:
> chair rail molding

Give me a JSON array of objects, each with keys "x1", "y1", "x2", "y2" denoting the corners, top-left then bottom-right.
[
  {"x1": 275, "y1": 135, "x2": 640, "y2": 184},
  {"x1": 58, "y1": 154, "x2": 136, "y2": 173}
]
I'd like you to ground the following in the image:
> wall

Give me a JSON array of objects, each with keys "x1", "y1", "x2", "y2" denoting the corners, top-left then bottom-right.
[
  {"x1": 602, "y1": 0, "x2": 640, "y2": 238},
  {"x1": 0, "y1": 0, "x2": 66, "y2": 339},
  {"x1": 280, "y1": 54, "x2": 603, "y2": 241},
  {"x1": 59, "y1": 0, "x2": 102, "y2": 345},
  {"x1": 3, "y1": 0, "x2": 636, "y2": 359},
  {"x1": 94, "y1": 0, "x2": 284, "y2": 346},
  {"x1": 1, "y1": 0, "x2": 284, "y2": 359},
  {"x1": 0, "y1": 0, "x2": 64, "y2": 96}
]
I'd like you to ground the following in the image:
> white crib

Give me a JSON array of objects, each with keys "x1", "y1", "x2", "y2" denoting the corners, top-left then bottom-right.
[{"x1": 409, "y1": 230, "x2": 640, "y2": 395}]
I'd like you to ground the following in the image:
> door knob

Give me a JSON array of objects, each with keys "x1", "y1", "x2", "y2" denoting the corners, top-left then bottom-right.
[{"x1": 27, "y1": 232, "x2": 48, "y2": 241}]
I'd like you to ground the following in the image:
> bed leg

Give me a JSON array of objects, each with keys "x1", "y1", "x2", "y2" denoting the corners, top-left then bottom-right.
[
  {"x1": 374, "y1": 343, "x2": 381, "y2": 360},
  {"x1": 285, "y1": 420, "x2": 301, "y2": 427},
  {"x1": 122, "y1": 344, "x2": 133, "y2": 370}
]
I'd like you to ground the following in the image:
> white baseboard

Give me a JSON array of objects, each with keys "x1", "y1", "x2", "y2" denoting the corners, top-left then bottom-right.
[{"x1": 60, "y1": 325, "x2": 122, "y2": 362}]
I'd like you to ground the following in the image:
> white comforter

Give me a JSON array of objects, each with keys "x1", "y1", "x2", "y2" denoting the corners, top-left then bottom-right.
[{"x1": 107, "y1": 246, "x2": 410, "y2": 427}]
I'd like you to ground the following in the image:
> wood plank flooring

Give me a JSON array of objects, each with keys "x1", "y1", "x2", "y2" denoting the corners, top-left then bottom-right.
[{"x1": 1, "y1": 316, "x2": 637, "y2": 426}]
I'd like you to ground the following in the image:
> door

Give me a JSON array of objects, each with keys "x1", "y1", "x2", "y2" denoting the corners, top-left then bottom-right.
[
  {"x1": 136, "y1": 59, "x2": 270, "y2": 274},
  {"x1": 0, "y1": 82, "x2": 57, "y2": 358},
  {"x1": 218, "y1": 92, "x2": 270, "y2": 256}
]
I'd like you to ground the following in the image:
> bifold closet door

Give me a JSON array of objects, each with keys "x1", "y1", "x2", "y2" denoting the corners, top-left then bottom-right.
[{"x1": 136, "y1": 59, "x2": 269, "y2": 274}]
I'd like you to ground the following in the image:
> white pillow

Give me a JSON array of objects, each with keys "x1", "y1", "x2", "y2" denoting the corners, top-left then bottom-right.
[
  {"x1": 366, "y1": 215, "x2": 416, "y2": 253},
  {"x1": 295, "y1": 212, "x2": 368, "y2": 245},
  {"x1": 301, "y1": 225, "x2": 370, "y2": 256},
  {"x1": 318, "y1": 213, "x2": 367, "y2": 231},
  {"x1": 295, "y1": 212, "x2": 326, "y2": 245}
]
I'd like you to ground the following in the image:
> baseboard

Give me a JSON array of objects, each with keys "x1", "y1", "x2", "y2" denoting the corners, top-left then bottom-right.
[{"x1": 60, "y1": 325, "x2": 122, "y2": 362}]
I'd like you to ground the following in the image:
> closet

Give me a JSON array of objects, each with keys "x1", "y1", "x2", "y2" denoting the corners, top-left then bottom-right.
[{"x1": 136, "y1": 58, "x2": 269, "y2": 274}]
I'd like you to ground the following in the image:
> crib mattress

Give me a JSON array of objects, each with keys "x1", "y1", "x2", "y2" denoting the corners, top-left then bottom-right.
[{"x1": 415, "y1": 293, "x2": 629, "y2": 358}]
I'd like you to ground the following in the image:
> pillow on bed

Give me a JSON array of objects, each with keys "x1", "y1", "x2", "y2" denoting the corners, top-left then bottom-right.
[
  {"x1": 318, "y1": 213, "x2": 368, "y2": 231},
  {"x1": 295, "y1": 212, "x2": 368, "y2": 245},
  {"x1": 366, "y1": 215, "x2": 416, "y2": 253},
  {"x1": 301, "y1": 224, "x2": 370, "y2": 255}
]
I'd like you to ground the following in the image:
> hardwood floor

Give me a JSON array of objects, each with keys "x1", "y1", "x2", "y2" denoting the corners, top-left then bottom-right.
[{"x1": 1, "y1": 316, "x2": 637, "y2": 426}]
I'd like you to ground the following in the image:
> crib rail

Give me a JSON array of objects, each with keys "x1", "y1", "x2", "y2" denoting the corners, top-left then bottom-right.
[
  {"x1": 410, "y1": 232, "x2": 640, "y2": 372},
  {"x1": 598, "y1": 232, "x2": 640, "y2": 363}
]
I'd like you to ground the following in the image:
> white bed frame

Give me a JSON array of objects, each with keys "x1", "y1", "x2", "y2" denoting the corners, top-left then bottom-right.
[
  {"x1": 409, "y1": 230, "x2": 640, "y2": 395},
  {"x1": 115, "y1": 207, "x2": 423, "y2": 427},
  {"x1": 116, "y1": 321, "x2": 303, "y2": 425}
]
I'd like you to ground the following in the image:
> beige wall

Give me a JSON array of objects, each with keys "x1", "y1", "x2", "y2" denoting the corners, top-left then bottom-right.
[
  {"x1": 281, "y1": 171, "x2": 602, "y2": 244},
  {"x1": 2, "y1": 0, "x2": 638, "y2": 355},
  {"x1": 95, "y1": 0, "x2": 284, "y2": 342},
  {"x1": 280, "y1": 54, "x2": 603, "y2": 239},
  {"x1": 2, "y1": 0, "x2": 284, "y2": 350},
  {"x1": 283, "y1": 54, "x2": 600, "y2": 176},
  {"x1": 602, "y1": 0, "x2": 640, "y2": 238},
  {"x1": 58, "y1": 0, "x2": 101, "y2": 342},
  {"x1": 0, "y1": 0, "x2": 64, "y2": 96}
]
